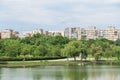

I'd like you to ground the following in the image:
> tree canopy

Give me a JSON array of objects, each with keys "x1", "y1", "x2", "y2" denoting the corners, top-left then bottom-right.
[{"x1": 0, "y1": 33, "x2": 120, "y2": 61}]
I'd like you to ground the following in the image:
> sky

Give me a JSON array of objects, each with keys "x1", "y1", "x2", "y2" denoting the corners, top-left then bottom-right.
[{"x1": 0, "y1": 0, "x2": 120, "y2": 33}]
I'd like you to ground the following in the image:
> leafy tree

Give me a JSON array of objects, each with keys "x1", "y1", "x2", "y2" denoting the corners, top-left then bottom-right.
[
  {"x1": 3, "y1": 40, "x2": 21, "y2": 57},
  {"x1": 78, "y1": 40, "x2": 88, "y2": 60},
  {"x1": 62, "y1": 41, "x2": 81, "y2": 61},
  {"x1": 21, "y1": 44, "x2": 32, "y2": 58},
  {"x1": 33, "y1": 45, "x2": 48, "y2": 56},
  {"x1": 114, "y1": 39, "x2": 120, "y2": 46},
  {"x1": 50, "y1": 45, "x2": 62, "y2": 57},
  {"x1": 113, "y1": 46, "x2": 120, "y2": 60}
]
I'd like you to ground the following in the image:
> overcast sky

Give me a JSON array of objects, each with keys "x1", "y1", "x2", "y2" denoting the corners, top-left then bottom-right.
[{"x1": 0, "y1": 0, "x2": 120, "y2": 32}]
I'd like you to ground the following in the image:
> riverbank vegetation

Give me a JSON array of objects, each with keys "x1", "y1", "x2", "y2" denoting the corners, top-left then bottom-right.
[{"x1": 0, "y1": 33, "x2": 120, "y2": 61}]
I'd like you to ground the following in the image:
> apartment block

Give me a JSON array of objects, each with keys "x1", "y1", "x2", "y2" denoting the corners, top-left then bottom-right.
[
  {"x1": 97, "y1": 29, "x2": 105, "y2": 38},
  {"x1": 1, "y1": 29, "x2": 19, "y2": 39},
  {"x1": 31, "y1": 29, "x2": 50, "y2": 36},
  {"x1": 32, "y1": 29, "x2": 43, "y2": 35},
  {"x1": 86, "y1": 26, "x2": 98, "y2": 40},
  {"x1": 19, "y1": 32, "x2": 32, "y2": 38},
  {"x1": 43, "y1": 30, "x2": 49, "y2": 35},
  {"x1": 118, "y1": 29, "x2": 120, "y2": 39},
  {"x1": 49, "y1": 31, "x2": 64, "y2": 36},
  {"x1": 104, "y1": 27, "x2": 119, "y2": 41},
  {"x1": 64, "y1": 27, "x2": 82, "y2": 40}
]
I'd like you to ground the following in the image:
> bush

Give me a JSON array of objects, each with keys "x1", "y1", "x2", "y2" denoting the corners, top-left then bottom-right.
[{"x1": 0, "y1": 56, "x2": 67, "y2": 61}]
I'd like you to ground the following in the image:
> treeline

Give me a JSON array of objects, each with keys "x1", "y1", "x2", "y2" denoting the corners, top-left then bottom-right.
[
  {"x1": 0, "y1": 34, "x2": 69, "y2": 61},
  {"x1": 0, "y1": 33, "x2": 120, "y2": 61}
]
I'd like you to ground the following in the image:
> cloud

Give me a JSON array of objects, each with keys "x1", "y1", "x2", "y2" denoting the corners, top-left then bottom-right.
[{"x1": 0, "y1": 0, "x2": 119, "y2": 32}]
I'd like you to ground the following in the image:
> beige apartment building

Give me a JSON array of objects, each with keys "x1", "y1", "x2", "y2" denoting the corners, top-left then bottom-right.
[
  {"x1": 48, "y1": 31, "x2": 64, "y2": 36},
  {"x1": 31, "y1": 29, "x2": 49, "y2": 36},
  {"x1": 86, "y1": 26, "x2": 98, "y2": 40},
  {"x1": 104, "y1": 27, "x2": 119, "y2": 41},
  {"x1": 32, "y1": 29, "x2": 43, "y2": 35},
  {"x1": 1, "y1": 29, "x2": 19, "y2": 39}
]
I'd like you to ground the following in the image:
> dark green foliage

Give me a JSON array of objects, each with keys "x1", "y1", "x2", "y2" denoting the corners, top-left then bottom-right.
[
  {"x1": 114, "y1": 39, "x2": 120, "y2": 46},
  {"x1": 0, "y1": 56, "x2": 66, "y2": 61}
]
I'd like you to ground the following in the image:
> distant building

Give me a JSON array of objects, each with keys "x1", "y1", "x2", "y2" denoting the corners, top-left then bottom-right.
[
  {"x1": 19, "y1": 32, "x2": 32, "y2": 38},
  {"x1": 43, "y1": 30, "x2": 49, "y2": 35},
  {"x1": 13, "y1": 31, "x2": 19, "y2": 38},
  {"x1": 0, "y1": 32, "x2": 1, "y2": 39},
  {"x1": 97, "y1": 29, "x2": 105, "y2": 38},
  {"x1": 49, "y1": 31, "x2": 64, "y2": 36},
  {"x1": 64, "y1": 27, "x2": 82, "y2": 40},
  {"x1": 85, "y1": 26, "x2": 98, "y2": 40},
  {"x1": 32, "y1": 29, "x2": 43, "y2": 35},
  {"x1": 118, "y1": 29, "x2": 120, "y2": 40},
  {"x1": 80, "y1": 28, "x2": 87, "y2": 40},
  {"x1": 104, "y1": 27, "x2": 119, "y2": 41},
  {"x1": 1, "y1": 29, "x2": 19, "y2": 39},
  {"x1": 1, "y1": 26, "x2": 120, "y2": 41},
  {"x1": 31, "y1": 29, "x2": 49, "y2": 36}
]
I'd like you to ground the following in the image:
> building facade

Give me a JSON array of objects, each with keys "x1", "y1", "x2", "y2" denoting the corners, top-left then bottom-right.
[
  {"x1": 1, "y1": 29, "x2": 19, "y2": 39},
  {"x1": 32, "y1": 29, "x2": 43, "y2": 35},
  {"x1": 49, "y1": 31, "x2": 64, "y2": 36},
  {"x1": 86, "y1": 26, "x2": 98, "y2": 40},
  {"x1": 1, "y1": 27, "x2": 120, "y2": 41},
  {"x1": 64, "y1": 26, "x2": 120, "y2": 41},
  {"x1": 104, "y1": 27, "x2": 119, "y2": 41},
  {"x1": 64, "y1": 27, "x2": 82, "y2": 40}
]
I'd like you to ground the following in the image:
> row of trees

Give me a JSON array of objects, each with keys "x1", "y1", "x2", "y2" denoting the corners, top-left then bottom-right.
[
  {"x1": 0, "y1": 34, "x2": 69, "y2": 59},
  {"x1": 0, "y1": 33, "x2": 120, "y2": 61},
  {"x1": 62, "y1": 38, "x2": 120, "y2": 60}
]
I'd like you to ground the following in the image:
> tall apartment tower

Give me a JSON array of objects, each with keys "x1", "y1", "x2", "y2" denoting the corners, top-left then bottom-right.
[
  {"x1": 86, "y1": 26, "x2": 98, "y2": 40},
  {"x1": 104, "y1": 27, "x2": 119, "y2": 41},
  {"x1": 64, "y1": 27, "x2": 82, "y2": 40}
]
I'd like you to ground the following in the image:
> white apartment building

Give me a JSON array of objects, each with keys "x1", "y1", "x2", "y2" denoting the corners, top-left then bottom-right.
[{"x1": 64, "y1": 27, "x2": 82, "y2": 40}]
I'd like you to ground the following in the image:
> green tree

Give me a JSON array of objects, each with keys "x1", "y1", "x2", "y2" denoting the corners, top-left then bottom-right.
[
  {"x1": 78, "y1": 40, "x2": 88, "y2": 60},
  {"x1": 114, "y1": 39, "x2": 120, "y2": 46},
  {"x1": 3, "y1": 39, "x2": 21, "y2": 57},
  {"x1": 62, "y1": 41, "x2": 80, "y2": 61},
  {"x1": 113, "y1": 46, "x2": 120, "y2": 60},
  {"x1": 21, "y1": 44, "x2": 32, "y2": 58},
  {"x1": 33, "y1": 45, "x2": 48, "y2": 57}
]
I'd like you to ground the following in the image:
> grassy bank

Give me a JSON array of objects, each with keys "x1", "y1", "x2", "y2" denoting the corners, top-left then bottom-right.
[
  {"x1": 0, "y1": 60, "x2": 120, "y2": 68},
  {"x1": 0, "y1": 60, "x2": 91, "y2": 67}
]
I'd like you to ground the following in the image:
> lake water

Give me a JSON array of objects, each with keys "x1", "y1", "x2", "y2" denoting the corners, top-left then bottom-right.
[{"x1": 0, "y1": 65, "x2": 120, "y2": 80}]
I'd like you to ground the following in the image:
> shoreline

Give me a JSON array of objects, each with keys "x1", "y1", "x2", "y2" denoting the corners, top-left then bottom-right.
[{"x1": 0, "y1": 59, "x2": 120, "y2": 68}]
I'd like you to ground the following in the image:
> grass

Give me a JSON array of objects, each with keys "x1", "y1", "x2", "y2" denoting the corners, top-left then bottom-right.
[
  {"x1": 0, "y1": 57, "x2": 120, "y2": 67},
  {"x1": 0, "y1": 60, "x2": 71, "y2": 67},
  {"x1": 0, "y1": 60, "x2": 93, "y2": 68}
]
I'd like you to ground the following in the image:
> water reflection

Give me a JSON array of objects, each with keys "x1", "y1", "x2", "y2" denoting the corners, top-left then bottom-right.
[
  {"x1": 65, "y1": 66, "x2": 88, "y2": 80},
  {"x1": 0, "y1": 65, "x2": 120, "y2": 80}
]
